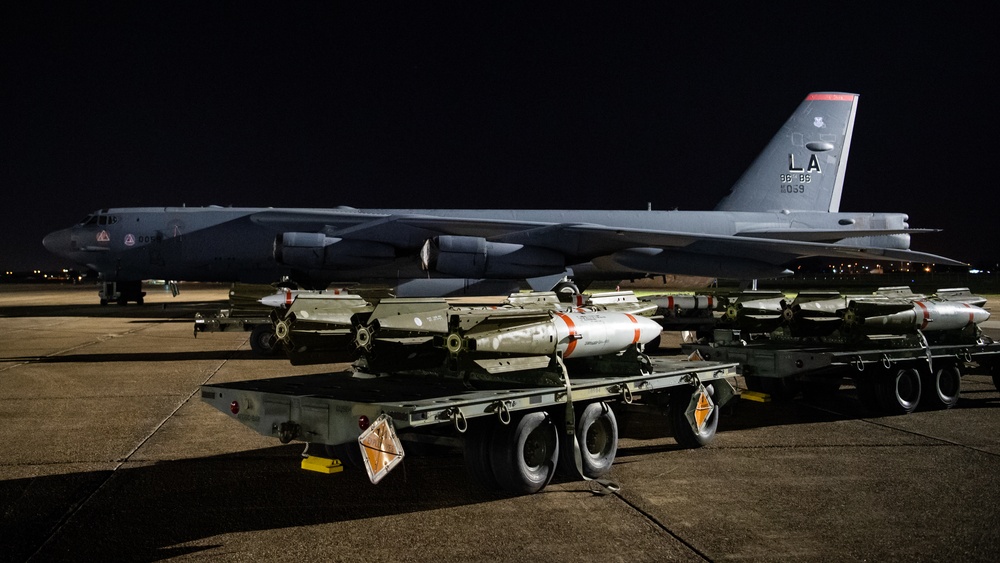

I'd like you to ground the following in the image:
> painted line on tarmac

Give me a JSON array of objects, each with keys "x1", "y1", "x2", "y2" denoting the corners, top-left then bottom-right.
[
  {"x1": 610, "y1": 491, "x2": 714, "y2": 561},
  {"x1": 26, "y1": 343, "x2": 243, "y2": 562},
  {"x1": 805, "y1": 403, "x2": 1000, "y2": 459}
]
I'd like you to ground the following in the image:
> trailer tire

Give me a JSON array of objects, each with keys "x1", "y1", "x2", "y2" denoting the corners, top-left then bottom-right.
[
  {"x1": 801, "y1": 377, "x2": 842, "y2": 401},
  {"x1": 464, "y1": 422, "x2": 500, "y2": 491},
  {"x1": 921, "y1": 365, "x2": 961, "y2": 409},
  {"x1": 326, "y1": 442, "x2": 364, "y2": 471},
  {"x1": 853, "y1": 376, "x2": 882, "y2": 413},
  {"x1": 491, "y1": 412, "x2": 559, "y2": 494},
  {"x1": 745, "y1": 375, "x2": 795, "y2": 401},
  {"x1": 562, "y1": 402, "x2": 618, "y2": 479},
  {"x1": 990, "y1": 363, "x2": 1000, "y2": 393},
  {"x1": 877, "y1": 367, "x2": 922, "y2": 415},
  {"x1": 250, "y1": 324, "x2": 280, "y2": 356},
  {"x1": 670, "y1": 384, "x2": 719, "y2": 448}
]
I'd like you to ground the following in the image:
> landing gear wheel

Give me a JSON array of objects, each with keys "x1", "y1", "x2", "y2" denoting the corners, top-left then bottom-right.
[
  {"x1": 463, "y1": 422, "x2": 500, "y2": 491},
  {"x1": 921, "y1": 365, "x2": 961, "y2": 409},
  {"x1": 670, "y1": 384, "x2": 719, "y2": 449},
  {"x1": 989, "y1": 363, "x2": 1000, "y2": 393},
  {"x1": 249, "y1": 324, "x2": 280, "y2": 356},
  {"x1": 561, "y1": 402, "x2": 618, "y2": 479},
  {"x1": 553, "y1": 281, "x2": 580, "y2": 303},
  {"x1": 490, "y1": 412, "x2": 559, "y2": 494},
  {"x1": 877, "y1": 367, "x2": 922, "y2": 415}
]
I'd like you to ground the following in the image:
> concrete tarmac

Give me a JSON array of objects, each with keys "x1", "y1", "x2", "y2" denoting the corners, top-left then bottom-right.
[{"x1": 1, "y1": 283, "x2": 999, "y2": 562}]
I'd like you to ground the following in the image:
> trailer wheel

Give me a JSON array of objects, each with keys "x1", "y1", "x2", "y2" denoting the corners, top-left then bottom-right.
[
  {"x1": 921, "y1": 365, "x2": 961, "y2": 409},
  {"x1": 853, "y1": 376, "x2": 882, "y2": 413},
  {"x1": 877, "y1": 367, "x2": 922, "y2": 415},
  {"x1": 464, "y1": 422, "x2": 500, "y2": 491},
  {"x1": 800, "y1": 377, "x2": 842, "y2": 401},
  {"x1": 250, "y1": 324, "x2": 280, "y2": 356},
  {"x1": 490, "y1": 412, "x2": 559, "y2": 494},
  {"x1": 561, "y1": 402, "x2": 618, "y2": 479},
  {"x1": 990, "y1": 363, "x2": 1000, "y2": 393},
  {"x1": 326, "y1": 442, "x2": 364, "y2": 471},
  {"x1": 670, "y1": 384, "x2": 718, "y2": 448}
]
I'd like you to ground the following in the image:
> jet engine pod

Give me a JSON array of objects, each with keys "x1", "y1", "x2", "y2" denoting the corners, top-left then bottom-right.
[
  {"x1": 274, "y1": 232, "x2": 395, "y2": 270},
  {"x1": 420, "y1": 236, "x2": 565, "y2": 278}
]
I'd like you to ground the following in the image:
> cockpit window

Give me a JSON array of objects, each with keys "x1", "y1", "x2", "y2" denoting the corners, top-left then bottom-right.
[{"x1": 81, "y1": 213, "x2": 119, "y2": 226}]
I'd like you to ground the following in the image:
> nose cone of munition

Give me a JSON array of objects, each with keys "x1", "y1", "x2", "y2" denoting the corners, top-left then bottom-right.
[{"x1": 260, "y1": 290, "x2": 298, "y2": 309}]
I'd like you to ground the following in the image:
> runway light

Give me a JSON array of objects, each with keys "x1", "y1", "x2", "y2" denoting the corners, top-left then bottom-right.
[
  {"x1": 358, "y1": 415, "x2": 370, "y2": 430},
  {"x1": 230, "y1": 400, "x2": 240, "y2": 414}
]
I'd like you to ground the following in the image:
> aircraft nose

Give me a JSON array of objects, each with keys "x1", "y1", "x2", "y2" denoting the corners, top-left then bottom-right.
[{"x1": 42, "y1": 228, "x2": 72, "y2": 256}]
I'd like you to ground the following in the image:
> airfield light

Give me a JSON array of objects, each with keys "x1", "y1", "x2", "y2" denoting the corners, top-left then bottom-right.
[
  {"x1": 230, "y1": 401, "x2": 240, "y2": 415},
  {"x1": 358, "y1": 415, "x2": 370, "y2": 430}
]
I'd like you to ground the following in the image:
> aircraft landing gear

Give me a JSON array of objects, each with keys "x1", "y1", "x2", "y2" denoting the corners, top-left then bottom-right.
[
  {"x1": 99, "y1": 281, "x2": 146, "y2": 306},
  {"x1": 552, "y1": 280, "x2": 580, "y2": 303}
]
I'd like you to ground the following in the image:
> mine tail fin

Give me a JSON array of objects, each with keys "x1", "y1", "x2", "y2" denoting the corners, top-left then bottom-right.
[{"x1": 714, "y1": 92, "x2": 858, "y2": 213}]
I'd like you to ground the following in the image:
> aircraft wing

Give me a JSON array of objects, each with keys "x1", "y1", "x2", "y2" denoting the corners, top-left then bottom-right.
[
  {"x1": 394, "y1": 216, "x2": 964, "y2": 267},
  {"x1": 733, "y1": 228, "x2": 940, "y2": 243},
  {"x1": 252, "y1": 210, "x2": 964, "y2": 277}
]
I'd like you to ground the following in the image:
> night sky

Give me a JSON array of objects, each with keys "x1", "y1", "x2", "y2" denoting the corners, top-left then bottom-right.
[{"x1": 3, "y1": 3, "x2": 997, "y2": 272}]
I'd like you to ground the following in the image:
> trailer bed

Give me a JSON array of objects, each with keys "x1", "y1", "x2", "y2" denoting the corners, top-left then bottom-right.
[{"x1": 201, "y1": 357, "x2": 737, "y2": 442}]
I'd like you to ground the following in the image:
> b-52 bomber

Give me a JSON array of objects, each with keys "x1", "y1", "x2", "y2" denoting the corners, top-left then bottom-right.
[{"x1": 43, "y1": 92, "x2": 961, "y2": 304}]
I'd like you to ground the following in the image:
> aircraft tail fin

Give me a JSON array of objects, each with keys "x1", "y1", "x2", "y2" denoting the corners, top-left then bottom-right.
[{"x1": 714, "y1": 93, "x2": 858, "y2": 213}]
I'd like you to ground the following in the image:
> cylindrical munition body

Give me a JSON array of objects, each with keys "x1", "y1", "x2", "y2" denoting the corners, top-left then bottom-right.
[
  {"x1": 650, "y1": 295, "x2": 716, "y2": 311},
  {"x1": 856, "y1": 301, "x2": 990, "y2": 333},
  {"x1": 465, "y1": 311, "x2": 662, "y2": 358},
  {"x1": 260, "y1": 288, "x2": 353, "y2": 309}
]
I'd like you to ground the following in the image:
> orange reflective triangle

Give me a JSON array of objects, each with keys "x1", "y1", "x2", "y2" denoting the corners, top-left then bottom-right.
[{"x1": 694, "y1": 392, "x2": 712, "y2": 430}]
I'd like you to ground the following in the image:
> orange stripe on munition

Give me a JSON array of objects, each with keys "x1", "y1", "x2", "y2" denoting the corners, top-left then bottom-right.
[
  {"x1": 965, "y1": 303, "x2": 974, "y2": 325},
  {"x1": 625, "y1": 313, "x2": 640, "y2": 344},
  {"x1": 806, "y1": 93, "x2": 854, "y2": 101},
  {"x1": 667, "y1": 296, "x2": 675, "y2": 309},
  {"x1": 915, "y1": 301, "x2": 930, "y2": 330},
  {"x1": 707, "y1": 296, "x2": 714, "y2": 309},
  {"x1": 555, "y1": 313, "x2": 578, "y2": 357},
  {"x1": 285, "y1": 289, "x2": 293, "y2": 307}
]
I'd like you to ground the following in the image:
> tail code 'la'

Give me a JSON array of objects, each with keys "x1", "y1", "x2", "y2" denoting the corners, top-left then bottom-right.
[{"x1": 714, "y1": 92, "x2": 858, "y2": 213}]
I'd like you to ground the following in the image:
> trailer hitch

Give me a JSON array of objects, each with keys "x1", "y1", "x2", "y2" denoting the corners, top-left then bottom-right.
[{"x1": 276, "y1": 421, "x2": 300, "y2": 444}]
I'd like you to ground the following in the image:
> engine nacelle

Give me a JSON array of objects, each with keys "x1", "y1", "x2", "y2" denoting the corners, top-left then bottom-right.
[
  {"x1": 274, "y1": 232, "x2": 395, "y2": 270},
  {"x1": 420, "y1": 236, "x2": 565, "y2": 278}
]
